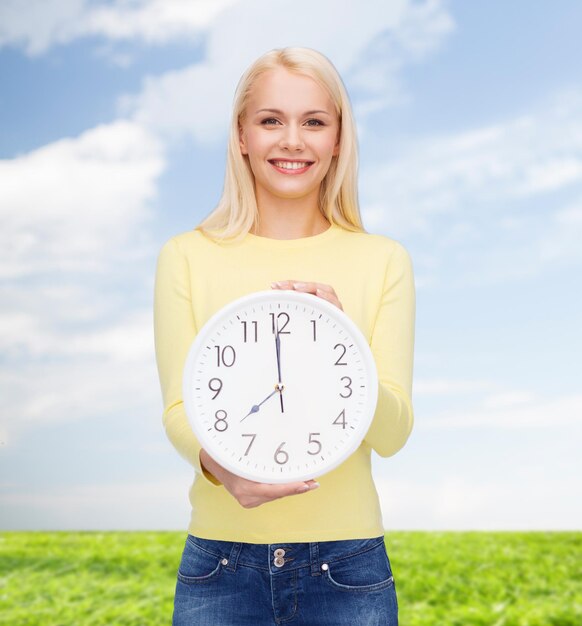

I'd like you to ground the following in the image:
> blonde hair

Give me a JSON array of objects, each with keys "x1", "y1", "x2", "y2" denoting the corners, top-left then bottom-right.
[{"x1": 195, "y1": 46, "x2": 366, "y2": 243}]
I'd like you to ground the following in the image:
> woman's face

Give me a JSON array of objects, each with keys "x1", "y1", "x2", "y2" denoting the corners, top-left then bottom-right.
[{"x1": 239, "y1": 67, "x2": 340, "y2": 206}]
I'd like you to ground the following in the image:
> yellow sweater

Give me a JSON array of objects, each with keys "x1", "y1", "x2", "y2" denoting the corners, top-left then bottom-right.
[{"x1": 153, "y1": 221, "x2": 415, "y2": 542}]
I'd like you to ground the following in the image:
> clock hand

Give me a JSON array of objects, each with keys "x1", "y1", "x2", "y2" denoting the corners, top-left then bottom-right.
[
  {"x1": 240, "y1": 387, "x2": 279, "y2": 422},
  {"x1": 275, "y1": 325, "x2": 284, "y2": 413},
  {"x1": 275, "y1": 329, "x2": 282, "y2": 382}
]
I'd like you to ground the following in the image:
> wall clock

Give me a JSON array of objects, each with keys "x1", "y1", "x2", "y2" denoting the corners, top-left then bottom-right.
[{"x1": 182, "y1": 289, "x2": 378, "y2": 484}]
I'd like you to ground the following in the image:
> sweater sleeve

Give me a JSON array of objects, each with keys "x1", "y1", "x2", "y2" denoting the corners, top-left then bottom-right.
[
  {"x1": 153, "y1": 237, "x2": 222, "y2": 487},
  {"x1": 364, "y1": 240, "x2": 416, "y2": 456}
]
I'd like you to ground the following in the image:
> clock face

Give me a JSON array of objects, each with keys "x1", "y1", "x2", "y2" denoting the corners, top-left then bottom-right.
[{"x1": 182, "y1": 289, "x2": 378, "y2": 484}]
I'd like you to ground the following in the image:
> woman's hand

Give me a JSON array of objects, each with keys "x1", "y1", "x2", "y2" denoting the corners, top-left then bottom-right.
[
  {"x1": 271, "y1": 280, "x2": 344, "y2": 311},
  {"x1": 200, "y1": 449, "x2": 320, "y2": 509}
]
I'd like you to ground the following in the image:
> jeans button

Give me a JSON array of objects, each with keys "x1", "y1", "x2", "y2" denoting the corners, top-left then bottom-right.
[
  {"x1": 274, "y1": 556, "x2": 285, "y2": 567},
  {"x1": 274, "y1": 548, "x2": 286, "y2": 557}
]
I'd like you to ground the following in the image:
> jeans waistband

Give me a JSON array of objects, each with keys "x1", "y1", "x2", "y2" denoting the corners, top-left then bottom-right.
[{"x1": 187, "y1": 534, "x2": 385, "y2": 576}]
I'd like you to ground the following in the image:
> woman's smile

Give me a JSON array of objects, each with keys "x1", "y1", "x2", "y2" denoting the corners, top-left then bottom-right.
[{"x1": 268, "y1": 159, "x2": 315, "y2": 175}]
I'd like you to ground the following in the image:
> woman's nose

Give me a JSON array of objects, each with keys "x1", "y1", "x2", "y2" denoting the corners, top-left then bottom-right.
[{"x1": 279, "y1": 124, "x2": 304, "y2": 150}]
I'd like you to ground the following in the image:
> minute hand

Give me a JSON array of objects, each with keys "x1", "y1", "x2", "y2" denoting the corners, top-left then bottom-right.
[{"x1": 275, "y1": 327, "x2": 284, "y2": 413}]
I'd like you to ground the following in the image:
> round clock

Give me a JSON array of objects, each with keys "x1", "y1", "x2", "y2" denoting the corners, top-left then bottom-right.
[{"x1": 182, "y1": 289, "x2": 378, "y2": 484}]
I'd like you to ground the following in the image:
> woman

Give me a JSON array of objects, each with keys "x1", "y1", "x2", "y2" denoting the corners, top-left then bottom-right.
[{"x1": 154, "y1": 46, "x2": 415, "y2": 625}]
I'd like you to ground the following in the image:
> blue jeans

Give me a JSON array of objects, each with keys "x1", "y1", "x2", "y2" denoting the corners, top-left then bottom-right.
[{"x1": 172, "y1": 534, "x2": 398, "y2": 625}]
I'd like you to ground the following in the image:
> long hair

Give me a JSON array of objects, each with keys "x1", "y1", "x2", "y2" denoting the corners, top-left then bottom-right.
[{"x1": 195, "y1": 46, "x2": 366, "y2": 243}]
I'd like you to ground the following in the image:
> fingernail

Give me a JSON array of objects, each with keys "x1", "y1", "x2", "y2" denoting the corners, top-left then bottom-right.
[
  {"x1": 293, "y1": 282, "x2": 307, "y2": 288},
  {"x1": 271, "y1": 282, "x2": 280, "y2": 288},
  {"x1": 309, "y1": 482, "x2": 320, "y2": 490},
  {"x1": 298, "y1": 484, "x2": 311, "y2": 493}
]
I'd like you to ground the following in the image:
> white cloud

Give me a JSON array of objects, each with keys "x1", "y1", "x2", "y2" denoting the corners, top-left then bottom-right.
[
  {"x1": 0, "y1": 310, "x2": 160, "y2": 442},
  {"x1": 359, "y1": 88, "x2": 582, "y2": 286},
  {"x1": 0, "y1": 119, "x2": 165, "y2": 278},
  {"x1": 82, "y1": 0, "x2": 237, "y2": 42},
  {"x1": 0, "y1": 477, "x2": 192, "y2": 530},
  {"x1": 361, "y1": 90, "x2": 582, "y2": 235},
  {"x1": 0, "y1": 0, "x2": 237, "y2": 56},
  {"x1": 0, "y1": 119, "x2": 166, "y2": 443},
  {"x1": 482, "y1": 390, "x2": 536, "y2": 408},
  {"x1": 118, "y1": 0, "x2": 454, "y2": 144},
  {"x1": 0, "y1": 0, "x2": 84, "y2": 56},
  {"x1": 376, "y1": 475, "x2": 582, "y2": 530},
  {"x1": 0, "y1": 306, "x2": 154, "y2": 362},
  {"x1": 539, "y1": 201, "x2": 582, "y2": 265},
  {"x1": 3, "y1": 470, "x2": 580, "y2": 530},
  {"x1": 515, "y1": 157, "x2": 582, "y2": 195},
  {"x1": 414, "y1": 378, "x2": 494, "y2": 395},
  {"x1": 1, "y1": 0, "x2": 455, "y2": 146},
  {"x1": 1, "y1": 0, "x2": 446, "y2": 60},
  {"x1": 425, "y1": 392, "x2": 582, "y2": 430}
]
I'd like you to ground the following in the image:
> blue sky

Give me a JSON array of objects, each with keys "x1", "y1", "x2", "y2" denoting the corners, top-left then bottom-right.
[{"x1": 1, "y1": 0, "x2": 581, "y2": 531}]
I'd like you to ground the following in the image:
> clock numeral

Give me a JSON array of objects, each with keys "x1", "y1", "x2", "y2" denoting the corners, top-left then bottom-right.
[
  {"x1": 215, "y1": 345, "x2": 236, "y2": 367},
  {"x1": 241, "y1": 320, "x2": 258, "y2": 343},
  {"x1": 310, "y1": 319, "x2": 317, "y2": 341},
  {"x1": 274, "y1": 442, "x2": 289, "y2": 465},
  {"x1": 339, "y1": 376, "x2": 352, "y2": 398},
  {"x1": 241, "y1": 433, "x2": 256, "y2": 456},
  {"x1": 214, "y1": 409, "x2": 228, "y2": 432},
  {"x1": 307, "y1": 433, "x2": 322, "y2": 455},
  {"x1": 333, "y1": 409, "x2": 347, "y2": 429},
  {"x1": 270, "y1": 312, "x2": 290, "y2": 334},
  {"x1": 333, "y1": 343, "x2": 348, "y2": 366},
  {"x1": 208, "y1": 377, "x2": 223, "y2": 399}
]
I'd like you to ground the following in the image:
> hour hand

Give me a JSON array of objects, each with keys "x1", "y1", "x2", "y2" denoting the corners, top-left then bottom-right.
[{"x1": 240, "y1": 387, "x2": 279, "y2": 422}]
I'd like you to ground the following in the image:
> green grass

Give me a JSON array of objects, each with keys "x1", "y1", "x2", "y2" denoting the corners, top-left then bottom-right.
[
  {"x1": 0, "y1": 531, "x2": 580, "y2": 625},
  {"x1": 386, "y1": 532, "x2": 582, "y2": 626}
]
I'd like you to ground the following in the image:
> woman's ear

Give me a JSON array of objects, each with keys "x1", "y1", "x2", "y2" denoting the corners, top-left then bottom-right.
[
  {"x1": 239, "y1": 124, "x2": 247, "y2": 155},
  {"x1": 333, "y1": 134, "x2": 340, "y2": 157}
]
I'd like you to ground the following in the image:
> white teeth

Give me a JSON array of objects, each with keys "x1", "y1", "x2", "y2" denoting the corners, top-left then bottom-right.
[{"x1": 272, "y1": 160, "x2": 311, "y2": 170}]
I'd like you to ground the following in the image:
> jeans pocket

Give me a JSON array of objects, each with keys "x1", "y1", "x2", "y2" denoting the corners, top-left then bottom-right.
[
  {"x1": 323, "y1": 539, "x2": 395, "y2": 593},
  {"x1": 176, "y1": 535, "x2": 225, "y2": 585}
]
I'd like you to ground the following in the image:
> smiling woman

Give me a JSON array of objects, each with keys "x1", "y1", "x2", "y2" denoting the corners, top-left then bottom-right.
[
  {"x1": 153, "y1": 46, "x2": 415, "y2": 626},
  {"x1": 194, "y1": 47, "x2": 361, "y2": 243},
  {"x1": 236, "y1": 66, "x2": 342, "y2": 238}
]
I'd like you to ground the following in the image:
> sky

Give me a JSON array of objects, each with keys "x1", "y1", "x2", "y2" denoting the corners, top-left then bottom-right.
[{"x1": 1, "y1": 0, "x2": 581, "y2": 531}]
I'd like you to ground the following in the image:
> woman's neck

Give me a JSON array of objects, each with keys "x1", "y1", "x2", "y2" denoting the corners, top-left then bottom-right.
[{"x1": 251, "y1": 211, "x2": 330, "y2": 240}]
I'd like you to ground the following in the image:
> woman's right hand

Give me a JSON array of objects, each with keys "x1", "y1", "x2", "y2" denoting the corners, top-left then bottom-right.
[{"x1": 200, "y1": 448, "x2": 320, "y2": 509}]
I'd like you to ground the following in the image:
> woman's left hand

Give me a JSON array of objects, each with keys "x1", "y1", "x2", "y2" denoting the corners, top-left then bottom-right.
[{"x1": 271, "y1": 280, "x2": 344, "y2": 311}]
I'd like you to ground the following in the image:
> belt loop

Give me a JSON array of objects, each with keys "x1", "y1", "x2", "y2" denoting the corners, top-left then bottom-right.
[
  {"x1": 309, "y1": 542, "x2": 321, "y2": 576},
  {"x1": 225, "y1": 542, "x2": 242, "y2": 572}
]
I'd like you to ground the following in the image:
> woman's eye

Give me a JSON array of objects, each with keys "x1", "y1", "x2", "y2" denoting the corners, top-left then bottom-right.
[{"x1": 260, "y1": 118, "x2": 324, "y2": 127}]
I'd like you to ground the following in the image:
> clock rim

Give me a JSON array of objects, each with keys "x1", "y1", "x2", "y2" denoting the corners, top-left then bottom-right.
[{"x1": 182, "y1": 289, "x2": 378, "y2": 484}]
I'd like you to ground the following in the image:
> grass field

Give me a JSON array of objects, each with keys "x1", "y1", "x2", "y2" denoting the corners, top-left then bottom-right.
[{"x1": 0, "y1": 531, "x2": 580, "y2": 625}]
